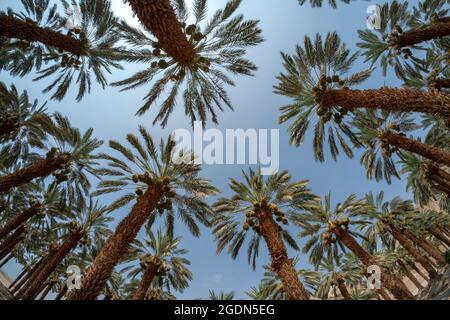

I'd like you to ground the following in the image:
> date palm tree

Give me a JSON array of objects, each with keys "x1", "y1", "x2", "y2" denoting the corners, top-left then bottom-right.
[
  {"x1": 297, "y1": 0, "x2": 352, "y2": 8},
  {"x1": 19, "y1": 199, "x2": 112, "y2": 300},
  {"x1": 209, "y1": 290, "x2": 235, "y2": 300},
  {"x1": 357, "y1": 0, "x2": 450, "y2": 78},
  {"x1": 0, "y1": 113, "x2": 102, "y2": 199},
  {"x1": 274, "y1": 32, "x2": 371, "y2": 162},
  {"x1": 1, "y1": 0, "x2": 125, "y2": 101},
  {"x1": 213, "y1": 168, "x2": 318, "y2": 300},
  {"x1": 295, "y1": 193, "x2": 413, "y2": 299},
  {"x1": 121, "y1": 227, "x2": 192, "y2": 300},
  {"x1": 113, "y1": 0, "x2": 263, "y2": 127},
  {"x1": 68, "y1": 129, "x2": 218, "y2": 300},
  {"x1": 0, "y1": 83, "x2": 50, "y2": 166}
]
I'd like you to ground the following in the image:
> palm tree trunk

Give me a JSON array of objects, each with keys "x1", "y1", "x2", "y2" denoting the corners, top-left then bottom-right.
[
  {"x1": 132, "y1": 263, "x2": 158, "y2": 300},
  {"x1": 0, "y1": 225, "x2": 27, "y2": 249},
  {"x1": 387, "y1": 224, "x2": 437, "y2": 278},
  {"x1": 397, "y1": 259, "x2": 424, "y2": 290},
  {"x1": 321, "y1": 87, "x2": 450, "y2": 120},
  {"x1": 9, "y1": 267, "x2": 30, "y2": 290},
  {"x1": 337, "y1": 281, "x2": 352, "y2": 300},
  {"x1": 0, "y1": 155, "x2": 70, "y2": 194},
  {"x1": 385, "y1": 132, "x2": 450, "y2": 167},
  {"x1": 407, "y1": 261, "x2": 429, "y2": 282},
  {"x1": 334, "y1": 227, "x2": 413, "y2": 299},
  {"x1": 0, "y1": 233, "x2": 24, "y2": 260},
  {"x1": 126, "y1": 0, "x2": 195, "y2": 65},
  {"x1": 0, "y1": 207, "x2": 37, "y2": 239},
  {"x1": 67, "y1": 187, "x2": 163, "y2": 300},
  {"x1": 0, "y1": 15, "x2": 84, "y2": 56},
  {"x1": 55, "y1": 284, "x2": 68, "y2": 300},
  {"x1": 377, "y1": 288, "x2": 391, "y2": 300},
  {"x1": 402, "y1": 230, "x2": 445, "y2": 264},
  {"x1": 39, "y1": 282, "x2": 55, "y2": 300},
  {"x1": 0, "y1": 252, "x2": 14, "y2": 268},
  {"x1": 428, "y1": 226, "x2": 450, "y2": 248},
  {"x1": 21, "y1": 231, "x2": 83, "y2": 300},
  {"x1": 397, "y1": 22, "x2": 450, "y2": 47},
  {"x1": 257, "y1": 209, "x2": 310, "y2": 300},
  {"x1": 14, "y1": 252, "x2": 54, "y2": 297}
]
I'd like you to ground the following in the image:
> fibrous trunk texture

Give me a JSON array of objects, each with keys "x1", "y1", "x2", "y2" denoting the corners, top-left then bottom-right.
[
  {"x1": 257, "y1": 209, "x2": 310, "y2": 300},
  {"x1": 0, "y1": 225, "x2": 27, "y2": 251},
  {"x1": 132, "y1": 262, "x2": 158, "y2": 300},
  {"x1": 337, "y1": 281, "x2": 352, "y2": 300},
  {"x1": 0, "y1": 15, "x2": 83, "y2": 56},
  {"x1": 9, "y1": 267, "x2": 29, "y2": 290},
  {"x1": 402, "y1": 230, "x2": 445, "y2": 264},
  {"x1": 429, "y1": 226, "x2": 450, "y2": 247},
  {"x1": 385, "y1": 132, "x2": 450, "y2": 168},
  {"x1": 68, "y1": 187, "x2": 163, "y2": 300},
  {"x1": 0, "y1": 155, "x2": 69, "y2": 194},
  {"x1": 14, "y1": 252, "x2": 54, "y2": 298},
  {"x1": 397, "y1": 259, "x2": 424, "y2": 290},
  {"x1": 397, "y1": 22, "x2": 450, "y2": 47},
  {"x1": 21, "y1": 231, "x2": 83, "y2": 300},
  {"x1": 334, "y1": 227, "x2": 413, "y2": 299},
  {"x1": 388, "y1": 223, "x2": 437, "y2": 279},
  {"x1": 55, "y1": 285, "x2": 68, "y2": 300},
  {"x1": 322, "y1": 88, "x2": 450, "y2": 120},
  {"x1": 0, "y1": 207, "x2": 37, "y2": 239},
  {"x1": 126, "y1": 0, "x2": 195, "y2": 65}
]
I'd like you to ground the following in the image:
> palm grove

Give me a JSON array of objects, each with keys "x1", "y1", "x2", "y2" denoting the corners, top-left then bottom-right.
[{"x1": 0, "y1": 0, "x2": 449, "y2": 300}]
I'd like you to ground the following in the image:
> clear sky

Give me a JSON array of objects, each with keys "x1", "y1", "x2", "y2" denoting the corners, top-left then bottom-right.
[{"x1": 1, "y1": 0, "x2": 421, "y2": 299}]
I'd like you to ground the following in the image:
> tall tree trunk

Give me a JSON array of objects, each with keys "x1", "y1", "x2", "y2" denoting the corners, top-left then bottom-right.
[
  {"x1": 67, "y1": 187, "x2": 163, "y2": 300},
  {"x1": 257, "y1": 209, "x2": 310, "y2": 300},
  {"x1": 0, "y1": 155, "x2": 70, "y2": 194},
  {"x1": 397, "y1": 259, "x2": 424, "y2": 290},
  {"x1": 377, "y1": 289, "x2": 391, "y2": 300},
  {"x1": 0, "y1": 15, "x2": 84, "y2": 56},
  {"x1": 21, "y1": 231, "x2": 83, "y2": 300},
  {"x1": 39, "y1": 281, "x2": 55, "y2": 300},
  {"x1": 427, "y1": 164, "x2": 450, "y2": 196},
  {"x1": 385, "y1": 132, "x2": 450, "y2": 168},
  {"x1": 337, "y1": 280, "x2": 352, "y2": 300},
  {"x1": 334, "y1": 227, "x2": 413, "y2": 299},
  {"x1": 429, "y1": 226, "x2": 450, "y2": 248},
  {"x1": 0, "y1": 225, "x2": 27, "y2": 249},
  {"x1": 126, "y1": 0, "x2": 195, "y2": 65},
  {"x1": 387, "y1": 224, "x2": 437, "y2": 278},
  {"x1": 402, "y1": 230, "x2": 445, "y2": 264},
  {"x1": 9, "y1": 267, "x2": 30, "y2": 290},
  {"x1": 0, "y1": 233, "x2": 24, "y2": 260},
  {"x1": 0, "y1": 252, "x2": 14, "y2": 268},
  {"x1": 55, "y1": 284, "x2": 68, "y2": 300},
  {"x1": 0, "y1": 206, "x2": 37, "y2": 239},
  {"x1": 431, "y1": 79, "x2": 450, "y2": 91},
  {"x1": 407, "y1": 261, "x2": 429, "y2": 282},
  {"x1": 396, "y1": 22, "x2": 450, "y2": 47},
  {"x1": 132, "y1": 263, "x2": 158, "y2": 300},
  {"x1": 321, "y1": 88, "x2": 450, "y2": 120}
]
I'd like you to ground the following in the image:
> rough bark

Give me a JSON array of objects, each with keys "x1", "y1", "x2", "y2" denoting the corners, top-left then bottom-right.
[
  {"x1": 388, "y1": 224, "x2": 437, "y2": 278},
  {"x1": 377, "y1": 288, "x2": 391, "y2": 300},
  {"x1": 0, "y1": 155, "x2": 69, "y2": 194},
  {"x1": 321, "y1": 88, "x2": 450, "y2": 120},
  {"x1": 257, "y1": 209, "x2": 310, "y2": 300},
  {"x1": 397, "y1": 259, "x2": 424, "y2": 290},
  {"x1": 55, "y1": 284, "x2": 68, "y2": 300},
  {"x1": 0, "y1": 225, "x2": 26, "y2": 250},
  {"x1": 0, "y1": 234, "x2": 24, "y2": 260},
  {"x1": 0, "y1": 207, "x2": 37, "y2": 239},
  {"x1": 407, "y1": 261, "x2": 429, "y2": 282},
  {"x1": 0, "y1": 15, "x2": 84, "y2": 56},
  {"x1": 334, "y1": 227, "x2": 413, "y2": 299},
  {"x1": 67, "y1": 186, "x2": 163, "y2": 300},
  {"x1": 397, "y1": 22, "x2": 450, "y2": 47},
  {"x1": 428, "y1": 226, "x2": 450, "y2": 248},
  {"x1": 21, "y1": 231, "x2": 83, "y2": 300},
  {"x1": 132, "y1": 262, "x2": 158, "y2": 300},
  {"x1": 126, "y1": 0, "x2": 195, "y2": 65},
  {"x1": 402, "y1": 229, "x2": 445, "y2": 264},
  {"x1": 385, "y1": 132, "x2": 450, "y2": 168},
  {"x1": 337, "y1": 281, "x2": 352, "y2": 300},
  {"x1": 14, "y1": 252, "x2": 54, "y2": 297}
]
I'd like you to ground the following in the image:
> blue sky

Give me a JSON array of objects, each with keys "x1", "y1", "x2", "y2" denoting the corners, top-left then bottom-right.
[{"x1": 1, "y1": 0, "x2": 421, "y2": 299}]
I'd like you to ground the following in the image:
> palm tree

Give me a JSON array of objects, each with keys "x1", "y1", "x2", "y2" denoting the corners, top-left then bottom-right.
[
  {"x1": 0, "y1": 83, "x2": 50, "y2": 165},
  {"x1": 20, "y1": 200, "x2": 112, "y2": 300},
  {"x1": 357, "y1": 0, "x2": 450, "y2": 78},
  {"x1": 68, "y1": 129, "x2": 218, "y2": 300},
  {"x1": 274, "y1": 32, "x2": 370, "y2": 162},
  {"x1": 209, "y1": 290, "x2": 235, "y2": 300},
  {"x1": 1, "y1": 0, "x2": 125, "y2": 101},
  {"x1": 297, "y1": 0, "x2": 352, "y2": 8},
  {"x1": 121, "y1": 227, "x2": 192, "y2": 300},
  {"x1": 353, "y1": 109, "x2": 450, "y2": 186},
  {"x1": 213, "y1": 168, "x2": 318, "y2": 300},
  {"x1": 113, "y1": 0, "x2": 263, "y2": 127},
  {"x1": 0, "y1": 113, "x2": 102, "y2": 196},
  {"x1": 295, "y1": 193, "x2": 413, "y2": 299}
]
